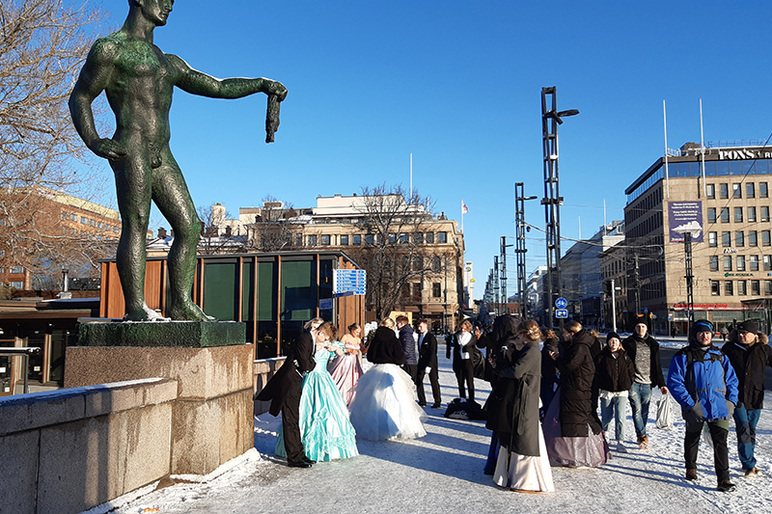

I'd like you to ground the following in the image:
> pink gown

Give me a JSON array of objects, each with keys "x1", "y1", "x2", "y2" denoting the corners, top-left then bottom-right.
[{"x1": 328, "y1": 337, "x2": 364, "y2": 407}]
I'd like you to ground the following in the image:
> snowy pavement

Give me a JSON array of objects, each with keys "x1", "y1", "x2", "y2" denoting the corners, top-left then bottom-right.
[{"x1": 112, "y1": 352, "x2": 772, "y2": 514}]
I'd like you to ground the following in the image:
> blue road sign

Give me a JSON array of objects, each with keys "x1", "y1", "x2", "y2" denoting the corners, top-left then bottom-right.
[
  {"x1": 334, "y1": 269, "x2": 366, "y2": 295},
  {"x1": 555, "y1": 297, "x2": 568, "y2": 309},
  {"x1": 556, "y1": 308, "x2": 569, "y2": 318}
]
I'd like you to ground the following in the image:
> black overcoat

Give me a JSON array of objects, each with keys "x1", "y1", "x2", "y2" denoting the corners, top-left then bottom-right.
[
  {"x1": 722, "y1": 339, "x2": 772, "y2": 409},
  {"x1": 595, "y1": 346, "x2": 635, "y2": 393},
  {"x1": 556, "y1": 329, "x2": 601, "y2": 437},
  {"x1": 485, "y1": 338, "x2": 542, "y2": 456},
  {"x1": 367, "y1": 326, "x2": 405, "y2": 365}
]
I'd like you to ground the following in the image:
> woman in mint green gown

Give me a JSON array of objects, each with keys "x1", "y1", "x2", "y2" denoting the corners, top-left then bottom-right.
[{"x1": 276, "y1": 322, "x2": 359, "y2": 462}]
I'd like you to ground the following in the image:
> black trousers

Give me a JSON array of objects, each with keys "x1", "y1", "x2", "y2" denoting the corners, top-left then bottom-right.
[
  {"x1": 282, "y1": 380, "x2": 304, "y2": 464},
  {"x1": 454, "y1": 358, "x2": 475, "y2": 401},
  {"x1": 402, "y1": 363, "x2": 418, "y2": 384},
  {"x1": 416, "y1": 365, "x2": 441, "y2": 405},
  {"x1": 684, "y1": 418, "x2": 730, "y2": 483}
]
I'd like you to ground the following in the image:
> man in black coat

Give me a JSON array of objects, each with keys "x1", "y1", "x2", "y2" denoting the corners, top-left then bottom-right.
[
  {"x1": 416, "y1": 319, "x2": 441, "y2": 408},
  {"x1": 396, "y1": 315, "x2": 419, "y2": 383},
  {"x1": 721, "y1": 320, "x2": 772, "y2": 476},
  {"x1": 255, "y1": 322, "x2": 318, "y2": 468},
  {"x1": 622, "y1": 322, "x2": 668, "y2": 450}
]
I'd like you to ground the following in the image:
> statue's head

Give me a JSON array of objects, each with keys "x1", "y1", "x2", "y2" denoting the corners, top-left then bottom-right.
[{"x1": 130, "y1": 0, "x2": 174, "y2": 27}]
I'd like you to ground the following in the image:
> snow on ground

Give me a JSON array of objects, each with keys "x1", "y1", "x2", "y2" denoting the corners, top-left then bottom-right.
[{"x1": 113, "y1": 347, "x2": 772, "y2": 514}]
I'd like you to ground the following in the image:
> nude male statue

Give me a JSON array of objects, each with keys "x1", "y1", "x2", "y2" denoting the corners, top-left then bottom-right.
[{"x1": 69, "y1": 0, "x2": 286, "y2": 321}]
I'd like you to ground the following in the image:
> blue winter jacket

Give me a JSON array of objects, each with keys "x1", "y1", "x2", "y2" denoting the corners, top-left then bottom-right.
[{"x1": 667, "y1": 344, "x2": 739, "y2": 421}]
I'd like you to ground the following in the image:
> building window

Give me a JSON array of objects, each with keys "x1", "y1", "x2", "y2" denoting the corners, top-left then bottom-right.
[
  {"x1": 707, "y1": 208, "x2": 717, "y2": 223},
  {"x1": 425, "y1": 232, "x2": 434, "y2": 244},
  {"x1": 707, "y1": 184, "x2": 715, "y2": 199},
  {"x1": 399, "y1": 233, "x2": 409, "y2": 244},
  {"x1": 750, "y1": 255, "x2": 760, "y2": 271},
  {"x1": 432, "y1": 282, "x2": 441, "y2": 298},
  {"x1": 365, "y1": 234, "x2": 374, "y2": 245},
  {"x1": 723, "y1": 255, "x2": 733, "y2": 271},
  {"x1": 413, "y1": 232, "x2": 423, "y2": 244},
  {"x1": 751, "y1": 280, "x2": 760, "y2": 296},
  {"x1": 747, "y1": 182, "x2": 756, "y2": 198},
  {"x1": 710, "y1": 280, "x2": 720, "y2": 296},
  {"x1": 734, "y1": 207, "x2": 743, "y2": 223},
  {"x1": 340, "y1": 235, "x2": 349, "y2": 246},
  {"x1": 765, "y1": 255, "x2": 772, "y2": 272},
  {"x1": 438, "y1": 232, "x2": 448, "y2": 244},
  {"x1": 709, "y1": 255, "x2": 719, "y2": 271},
  {"x1": 708, "y1": 232, "x2": 717, "y2": 247},
  {"x1": 412, "y1": 283, "x2": 422, "y2": 301},
  {"x1": 10, "y1": 281, "x2": 23, "y2": 289},
  {"x1": 749, "y1": 231, "x2": 758, "y2": 247},
  {"x1": 432, "y1": 256, "x2": 442, "y2": 272},
  {"x1": 388, "y1": 233, "x2": 397, "y2": 244},
  {"x1": 720, "y1": 183, "x2": 729, "y2": 199},
  {"x1": 81, "y1": 216, "x2": 88, "y2": 224},
  {"x1": 736, "y1": 231, "x2": 745, "y2": 247},
  {"x1": 307, "y1": 235, "x2": 317, "y2": 246},
  {"x1": 738, "y1": 280, "x2": 747, "y2": 296},
  {"x1": 719, "y1": 208, "x2": 729, "y2": 223},
  {"x1": 71, "y1": 214, "x2": 78, "y2": 222},
  {"x1": 352, "y1": 234, "x2": 361, "y2": 245},
  {"x1": 765, "y1": 280, "x2": 772, "y2": 296},
  {"x1": 9, "y1": 266, "x2": 23, "y2": 274},
  {"x1": 725, "y1": 280, "x2": 734, "y2": 296},
  {"x1": 762, "y1": 206, "x2": 770, "y2": 222},
  {"x1": 748, "y1": 206, "x2": 757, "y2": 222},
  {"x1": 722, "y1": 231, "x2": 731, "y2": 247},
  {"x1": 761, "y1": 182, "x2": 769, "y2": 198},
  {"x1": 763, "y1": 230, "x2": 771, "y2": 247},
  {"x1": 412, "y1": 256, "x2": 422, "y2": 271},
  {"x1": 320, "y1": 234, "x2": 331, "y2": 245},
  {"x1": 733, "y1": 183, "x2": 742, "y2": 198},
  {"x1": 737, "y1": 255, "x2": 746, "y2": 271}
]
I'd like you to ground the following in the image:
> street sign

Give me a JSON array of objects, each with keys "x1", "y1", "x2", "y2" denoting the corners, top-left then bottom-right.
[
  {"x1": 319, "y1": 298, "x2": 333, "y2": 310},
  {"x1": 555, "y1": 297, "x2": 568, "y2": 309},
  {"x1": 556, "y1": 309, "x2": 568, "y2": 318},
  {"x1": 333, "y1": 269, "x2": 366, "y2": 295}
]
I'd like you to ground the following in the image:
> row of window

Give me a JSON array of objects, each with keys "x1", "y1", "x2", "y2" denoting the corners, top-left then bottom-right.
[
  {"x1": 0, "y1": 266, "x2": 25, "y2": 274},
  {"x1": 708, "y1": 230, "x2": 772, "y2": 247},
  {"x1": 709, "y1": 279, "x2": 772, "y2": 296},
  {"x1": 707, "y1": 206, "x2": 771, "y2": 224},
  {"x1": 61, "y1": 211, "x2": 120, "y2": 233},
  {"x1": 306, "y1": 231, "x2": 449, "y2": 247},
  {"x1": 709, "y1": 255, "x2": 772, "y2": 272},
  {"x1": 1, "y1": 281, "x2": 24, "y2": 289},
  {"x1": 706, "y1": 181, "x2": 769, "y2": 200}
]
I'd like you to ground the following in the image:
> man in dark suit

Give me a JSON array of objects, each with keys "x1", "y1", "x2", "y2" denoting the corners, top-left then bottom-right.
[
  {"x1": 416, "y1": 319, "x2": 442, "y2": 408},
  {"x1": 255, "y1": 319, "x2": 319, "y2": 467}
]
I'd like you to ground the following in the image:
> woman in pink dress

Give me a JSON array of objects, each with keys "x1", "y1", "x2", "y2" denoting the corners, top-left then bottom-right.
[{"x1": 329, "y1": 323, "x2": 364, "y2": 406}]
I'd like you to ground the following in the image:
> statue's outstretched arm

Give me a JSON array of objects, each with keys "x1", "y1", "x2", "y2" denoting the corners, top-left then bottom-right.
[
  {"x1": 69, "y1": 39, "x2": 126, "y2": 160},
  {"x1": 168, "y1": 54, "x2": 287, "y2": 100}
]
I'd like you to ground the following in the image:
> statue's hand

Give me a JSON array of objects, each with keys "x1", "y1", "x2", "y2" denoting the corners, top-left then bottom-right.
[
  {"x1": 264, "y1": 80, "x2": 288, "y2": 101},
  {"x1": 90, "y1": 138, "x2": 127, "y2": 161}
]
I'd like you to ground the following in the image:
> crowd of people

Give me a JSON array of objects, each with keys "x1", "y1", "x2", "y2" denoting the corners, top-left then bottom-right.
[{"x1": 256, "y1": 313, "x2": 772, "y2": 495}]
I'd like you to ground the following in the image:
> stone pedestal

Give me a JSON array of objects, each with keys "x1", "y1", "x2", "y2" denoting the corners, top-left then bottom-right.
[{"x1": 66, "y1": 321, "x2": 253, "y2": 476}]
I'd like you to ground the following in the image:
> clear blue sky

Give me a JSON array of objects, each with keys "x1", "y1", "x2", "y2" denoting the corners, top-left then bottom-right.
[{"x1": 80, "y1": 0, "x2": 772, "y2": 300}]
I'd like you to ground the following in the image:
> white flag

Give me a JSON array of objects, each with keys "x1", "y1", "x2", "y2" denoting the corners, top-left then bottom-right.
[{"x1": 461, "y1": 200, "x2": 469, "y2": 214}]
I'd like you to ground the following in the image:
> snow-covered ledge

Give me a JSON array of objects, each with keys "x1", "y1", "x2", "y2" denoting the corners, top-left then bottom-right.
[{"x1": 0, "y1": 378, "x2": 178, "y2": 514}]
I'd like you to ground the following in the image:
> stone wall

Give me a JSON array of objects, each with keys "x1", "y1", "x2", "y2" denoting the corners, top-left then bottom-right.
[{"x1": 0, "y1": 378, "x2": 177, "y2": 514}]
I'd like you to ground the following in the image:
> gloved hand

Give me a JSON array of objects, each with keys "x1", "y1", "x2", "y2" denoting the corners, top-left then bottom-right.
[
  {"x1": 425, "y1": 367, "x2": 432, "y2": 373},
  {"x1": 682, "y1": 402, "x2": 705, "y2": 424},
  {"x1": 726, "y1": 400, "x2": 735, "y2": 418}
]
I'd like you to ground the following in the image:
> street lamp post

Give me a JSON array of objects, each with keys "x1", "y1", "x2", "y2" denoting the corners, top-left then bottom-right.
[
  {"x1": 541, "y1": 86, "x2": 578, "y2": 329},
  {"x1": 515, "y1": 183, "x2": 537, "y2": 320}
]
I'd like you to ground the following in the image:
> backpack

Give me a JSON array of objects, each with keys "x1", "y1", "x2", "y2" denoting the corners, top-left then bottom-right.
[{"x1": 443, "y1": 398, "x2": 487, "y2": 421}]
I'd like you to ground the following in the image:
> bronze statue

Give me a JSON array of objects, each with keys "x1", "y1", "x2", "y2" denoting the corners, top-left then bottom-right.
[{"x1": 69, "y1": 0, "x2": 286, "y2": 321}]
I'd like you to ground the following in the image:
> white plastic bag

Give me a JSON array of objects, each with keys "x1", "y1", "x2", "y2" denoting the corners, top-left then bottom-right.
[{"x1": 655, "y1": 395, "x2": 673, "y2": 429}]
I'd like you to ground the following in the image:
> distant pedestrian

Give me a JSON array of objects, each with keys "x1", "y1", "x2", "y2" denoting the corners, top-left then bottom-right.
[
  {"x1": 622, "y1": 322, "x2": 668, "y2": 450},
  {"x1": 668, "y1": 320, "x2": 739, "y2": 492},
  {"x1": 396, "y1": 315, "x2": 419, "y2": 385},
  {"x1": 452, "y1": 320, "x2": 478, "y2": 401},
  {"x1": 721, "y1": 320, "x2": 772, "y2": 477},
  {"x1": 486, "y1": 318, "x2": 554, "y2": 493},
  {"x1": 595, "y1": 332, "x2": 635, "y2": 453},
  {"x1": 416, "y1": 319, "x2": 442, "y2": 408}
]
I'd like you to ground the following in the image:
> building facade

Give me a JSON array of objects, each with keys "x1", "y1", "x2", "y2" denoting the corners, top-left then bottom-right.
[{"x1": 624, "y1": 142, "x2": 772, "y2": 334}]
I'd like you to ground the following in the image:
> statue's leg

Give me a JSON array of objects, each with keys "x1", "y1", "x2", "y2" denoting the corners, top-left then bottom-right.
[
  {"x1": 112, "y1": 156, "x2": 163, "y2": 321},
  {"x1": 152, "y1": 152, "x2": 213, "y2": 321}
]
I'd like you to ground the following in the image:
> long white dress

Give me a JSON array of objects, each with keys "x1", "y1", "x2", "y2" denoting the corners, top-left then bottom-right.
[{"x1": 348, "y1": 363, "x2": 427, "y2": 441}]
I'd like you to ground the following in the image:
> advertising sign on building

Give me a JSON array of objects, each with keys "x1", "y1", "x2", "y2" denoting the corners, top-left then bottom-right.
[{"x1": 668, "y1": 201, "x2": 703, "y2": 243}]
